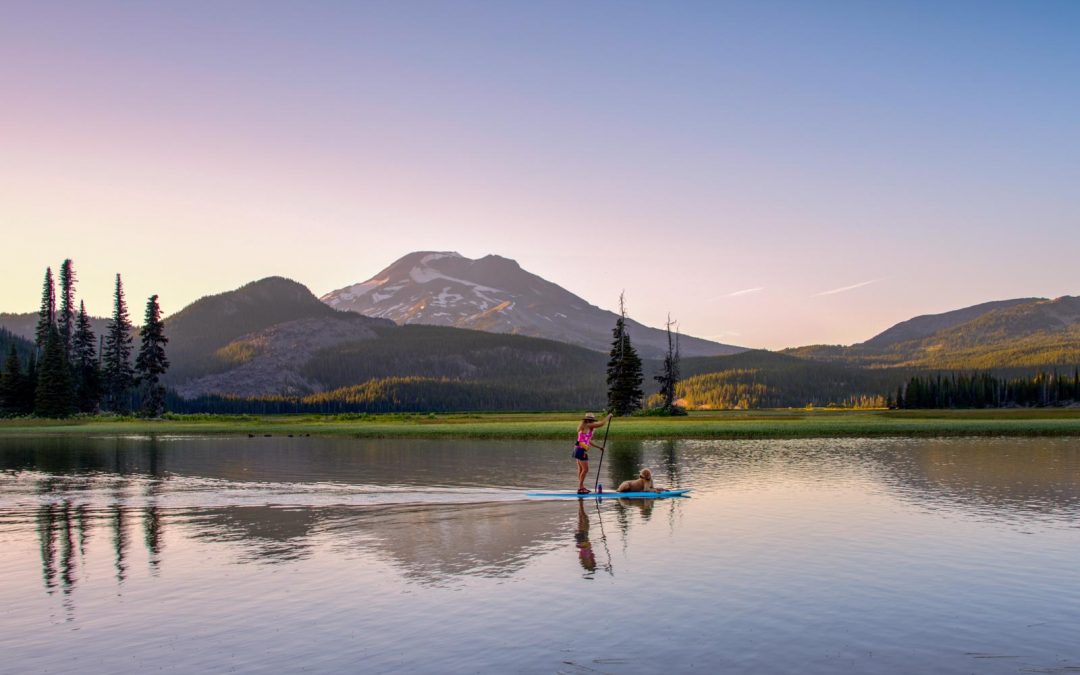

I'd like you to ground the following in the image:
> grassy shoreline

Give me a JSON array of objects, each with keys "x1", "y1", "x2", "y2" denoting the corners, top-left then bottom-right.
[{"x1": 2, "y1": 409, "x2": 1080, "y2": 439}]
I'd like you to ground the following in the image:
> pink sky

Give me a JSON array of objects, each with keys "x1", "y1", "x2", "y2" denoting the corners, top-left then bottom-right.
[{"x1": 2, "y1": 2, "x2": 1077, "y2": 349}]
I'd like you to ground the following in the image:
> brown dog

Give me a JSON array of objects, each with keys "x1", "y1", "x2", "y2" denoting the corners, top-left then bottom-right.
[{"x1": 617, "y1": 468, "x2": 656, "y2": 493}]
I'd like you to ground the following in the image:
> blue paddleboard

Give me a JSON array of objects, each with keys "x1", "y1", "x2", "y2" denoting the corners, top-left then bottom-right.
[{"x1": 525, "y1": 489, "x2": 690, "y2": 499}]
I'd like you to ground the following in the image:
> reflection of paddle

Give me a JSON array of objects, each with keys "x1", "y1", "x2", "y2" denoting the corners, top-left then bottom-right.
[{"x1": 592, "y1": 497, "x2": 614, "y2": 576}]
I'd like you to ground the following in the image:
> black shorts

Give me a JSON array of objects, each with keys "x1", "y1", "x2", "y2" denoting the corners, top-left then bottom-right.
[{"x1": 573, "y1": 447, "x2": 588, "y2": 461}]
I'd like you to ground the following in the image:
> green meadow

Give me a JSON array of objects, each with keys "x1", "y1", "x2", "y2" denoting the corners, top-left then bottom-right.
[{"x1": 2, "y1": 409, "x2": 1080, "y2": 439}]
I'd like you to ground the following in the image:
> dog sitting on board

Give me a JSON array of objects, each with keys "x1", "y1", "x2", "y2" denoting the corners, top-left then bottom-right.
[{"x1": 617, "y1": 468, "x2": 658, "y2": 493}]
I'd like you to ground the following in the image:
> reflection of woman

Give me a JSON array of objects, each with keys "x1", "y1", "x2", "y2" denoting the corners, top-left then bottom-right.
[
  {"x1": 573, "y1": 412, "x2": 612, "y2": 494},
  {"x1": 574, "y1": 500, "x2": 596, "y2": 573}
]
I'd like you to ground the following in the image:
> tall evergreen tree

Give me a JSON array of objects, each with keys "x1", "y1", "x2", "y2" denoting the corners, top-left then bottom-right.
[
  {"x1": 134, "y1": 295, "x2": 169, "y2": 417},
  {"x1": 0, "y1": 346, "x2": 27, "y2": 415},
  {"x1": 653, "y1": 315, "x2": 685, "y2": 414},
  {"x1": 606, "y1": 293, "x2": 644, "y2": 416},
  {"x1": 35, "y1": 267, "x2": 56, "y2": 351},
  {"x1": 57, "y1": 259, "x2": 77, "y2": 359},
  {"x1": 35, "y1": 326, "x2": 74, "y2": 418},
  {"x1": 24, "y1": 352, "x2": 38, "y2": 413},
  {"x1": 102, "y1": 274, "x2": 134, "y2": 413},
  {"x1": 72, "y1": 301, "x2": 102, "y2": 413}
]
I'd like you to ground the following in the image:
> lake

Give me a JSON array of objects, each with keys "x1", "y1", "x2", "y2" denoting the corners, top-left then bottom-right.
[{"x1": 1, "y1": 435, "x2": 1078, "y2": 674}]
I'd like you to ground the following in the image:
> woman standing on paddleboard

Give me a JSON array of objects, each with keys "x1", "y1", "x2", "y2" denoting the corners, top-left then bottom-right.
[{"x1": 574, "y1": 412, "x2": 612, "y2": 494}]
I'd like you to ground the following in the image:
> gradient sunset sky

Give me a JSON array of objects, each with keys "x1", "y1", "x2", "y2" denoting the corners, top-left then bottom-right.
[{"x1": 2, "y1": 1, "x2": 1077, "y2": 349}]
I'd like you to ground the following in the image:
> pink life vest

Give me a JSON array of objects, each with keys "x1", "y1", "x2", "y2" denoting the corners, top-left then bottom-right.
[{"x1": 576, "y1": 427, "x2": 594, "y2": 449}]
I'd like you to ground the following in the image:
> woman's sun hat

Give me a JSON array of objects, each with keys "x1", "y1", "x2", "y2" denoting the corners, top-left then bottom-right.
[{"x1": 583, "y1": 413, "x2": 597, "y2": 421}]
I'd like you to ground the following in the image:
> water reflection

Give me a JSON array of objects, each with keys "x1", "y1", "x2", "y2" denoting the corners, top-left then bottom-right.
[
  {"x1": 4, "y1": 435, "x2": 1080, "y2": 598},
  {"x1": 878, "y1": 438, "x2": 1080, "y2": 523},
  {"x1": 574, "y1": 500, "x2": 597, "y2": 575},
  {"x1": 3, "y1": 435, "x2": 1079, "y2": 675}
]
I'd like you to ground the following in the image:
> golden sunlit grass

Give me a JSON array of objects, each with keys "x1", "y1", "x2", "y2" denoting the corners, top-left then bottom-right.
[{"x1": 2, "y1": 408, "x2": 1080, "y2": 439}]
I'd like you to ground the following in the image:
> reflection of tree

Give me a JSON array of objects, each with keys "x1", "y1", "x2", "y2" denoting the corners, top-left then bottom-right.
[
  {"x1": 112, "y1": 503, "x2": 128, "y2": 584},
  {"x1": 36, "y1": 504, "x2": 58, "y2": 593},
  {"x1": 75, "y1": 503, "x2": 90, "y2": 558},
  {"x1": 605, "y1": 441, "x2": 643, "y2": 492},
  {"x1": 144, "y1": 443, "x2": 166, "y2": 572},
  {"x1": 59, "y1": 501, "x2": 75, "y2": 592},
  {"x1": 660, "y1": 440, "x2": 680, "y2": 487},
  {"x1": 144, "y1": 506, "x2": 163, "y2": 572}
]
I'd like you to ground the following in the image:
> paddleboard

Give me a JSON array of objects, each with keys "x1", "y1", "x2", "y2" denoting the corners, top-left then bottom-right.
[{"x1": 525, "y1": 489, "x2": 690, "y2": 499}]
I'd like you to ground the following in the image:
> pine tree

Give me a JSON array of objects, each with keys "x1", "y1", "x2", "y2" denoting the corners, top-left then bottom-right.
[
  {"x1": 35, "y1": 326, "x2": 74, "y2": 418},
  {"x1": 653, "y1": 314, "x2": 685, "y2": 414},
  {"x1": 134, "y1": 294, "x2": 169, "y2": 418},
  {"x1": 57, "y1": 259, "x2": 77, "y2": 359},
  {"x1": 0, "y1": 346, "x2": 27, "y2": 415},
  {"x1": 23, "y1": 353, "x2": 38, "y2": 413},
  {"x1": 102, "y1": 274, "x2": 134, "y2": 413},
  {"x1": 35, "y1": 267, "x2": 56, "y2": 351},
  {"x1": 606, "y1": 293, "x2": 643, "y2": 416},
  {"x1": 72, "y1": 301, "x2": 102, "y2": 413}
]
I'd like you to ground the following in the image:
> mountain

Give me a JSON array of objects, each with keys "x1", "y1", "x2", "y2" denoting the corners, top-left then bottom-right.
[
  {"x1": 787, "y1": 295, "x2": 1080, "y2": 371},
  {"x1": 860, "y1": 298, "x2": 1041, "y2": 349},
  {"x1": 163, "y1": 276, "x2": 607, "y2": 408},
  {"x1": 164, "y1": 276, "x2": 392, "y2": 389},
  {"x1": 320, "y1": 251, "x2": 743, "y2": 359}
]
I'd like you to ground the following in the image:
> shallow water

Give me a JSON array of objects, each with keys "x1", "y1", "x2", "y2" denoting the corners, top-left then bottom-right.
[{"x1": 1, "y1": 435, "x2": 1078, "y2": 674}]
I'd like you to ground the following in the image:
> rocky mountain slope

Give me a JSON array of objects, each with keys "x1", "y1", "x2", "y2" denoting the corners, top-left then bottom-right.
[{"x1": 321, "y1": 251, "x2": 742, "y2": 358}]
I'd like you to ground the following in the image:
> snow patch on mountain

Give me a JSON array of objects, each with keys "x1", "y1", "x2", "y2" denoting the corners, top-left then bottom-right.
[{"x1": 321, "y1": 251, "x2": 743, "y2": 358}]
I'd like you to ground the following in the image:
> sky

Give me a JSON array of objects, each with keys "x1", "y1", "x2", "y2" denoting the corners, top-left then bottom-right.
[{"x1": 1, "y1": 0, "x2": 1078, "y2": 350}]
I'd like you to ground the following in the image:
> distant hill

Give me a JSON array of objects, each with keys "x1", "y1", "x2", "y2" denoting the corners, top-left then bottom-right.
[
  {"x1": 321, "y1": 251, "x2": 743, "y2": 359},
  {"x1": 861, "y1": 298, "x2": 1041, "y2": 349},
  {"x1": 164, "y1": 276, "x2": 392, "y2": 388},
  {"x1": 787, "y1": 295, "x2": 1080, "y2": 371},
  {"x1": 0, "y1": 328, "x2": 35, "y2": 366},
  {"x1": 0, "y1": 312, "x2": 111, "y2": 343}
]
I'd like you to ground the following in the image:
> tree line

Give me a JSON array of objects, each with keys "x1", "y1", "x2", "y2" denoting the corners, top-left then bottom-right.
[
  {"x1": 168, "y1": 376, "x2": 603, "y2": 414},
  {"x1": 895, "y1": 370, "x2": 1080, "y2": 408},
  {"x1": 0, "y1": 260, "x2": 170, "y2": 418}
]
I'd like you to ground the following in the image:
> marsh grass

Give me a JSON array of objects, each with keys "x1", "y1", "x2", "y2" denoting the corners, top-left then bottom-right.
[{"x1": 2, "y1": 408, "x2": 1080, "y2": 439}]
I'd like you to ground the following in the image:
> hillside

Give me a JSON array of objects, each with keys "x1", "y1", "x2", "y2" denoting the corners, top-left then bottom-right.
[
  {"x1": 164, "y1": 276, "x2": 392, "y2": 386},
  {"x1": 0, "y1": 312, "x2": 111, "y2": 343},
  {"x1": 321, "y1": 251, "x2": 742, "y2": 358},
  {"x1": 677, "y1": 350, "x2": 905, "y2": 409},
  {"x1": 0, "y1": 328, "x2": 35, "y2": 366},
  {"x1": 787, "y1": 296, "x2": 1080, "y2": 372}
]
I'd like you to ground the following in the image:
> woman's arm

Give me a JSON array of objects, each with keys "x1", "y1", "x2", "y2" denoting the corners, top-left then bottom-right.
[{"x1": 587, "y1": 414, "x2": 614, "y2": 430}]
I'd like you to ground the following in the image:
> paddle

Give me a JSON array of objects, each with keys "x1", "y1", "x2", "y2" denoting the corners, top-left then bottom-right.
[{"x1": 593, "y1": 414, "x2": 611, "y2": 493}]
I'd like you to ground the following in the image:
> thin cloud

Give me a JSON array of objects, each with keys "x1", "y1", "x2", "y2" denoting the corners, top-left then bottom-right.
[
  {"x1": 812, "y1": 278, "x2": 884, "y2": 297},
  {"x1": 725, "y1": 287, "x2": 765, "y2": 297},
  {"x1": 708, "y1": 287, "x2": 765, "y2": 301}
]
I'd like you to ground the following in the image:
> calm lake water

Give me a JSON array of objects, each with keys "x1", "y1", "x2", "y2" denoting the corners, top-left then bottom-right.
[{"x1": 1, "y1": 435, "x2": 1078, "y2": 674}]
